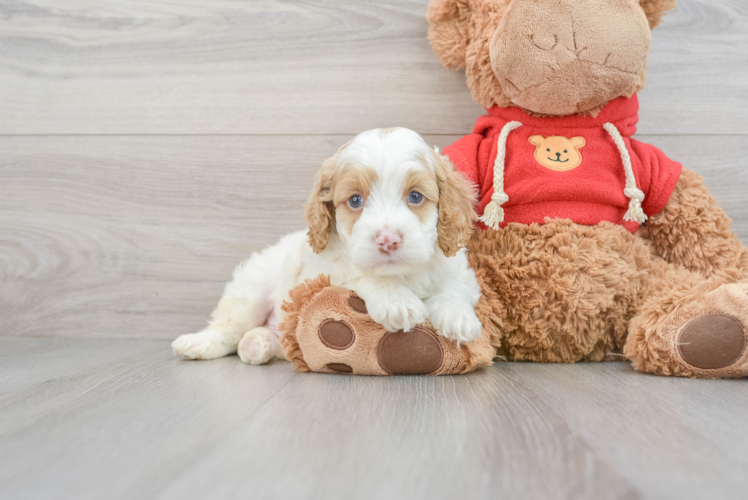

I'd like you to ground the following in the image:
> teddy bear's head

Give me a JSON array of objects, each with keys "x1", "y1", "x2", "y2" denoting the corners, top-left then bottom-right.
[{"x1": 427, "y1": 0, "x2": 677, "y2": 115}]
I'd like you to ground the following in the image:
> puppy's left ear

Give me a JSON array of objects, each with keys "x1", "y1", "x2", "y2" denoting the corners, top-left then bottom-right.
[
  {"x1": 434, "y1": 152, "x2": 477, "y2": 257},
  {"x1": 304, "y1": 157, "x2": 337, "y2": 254}
]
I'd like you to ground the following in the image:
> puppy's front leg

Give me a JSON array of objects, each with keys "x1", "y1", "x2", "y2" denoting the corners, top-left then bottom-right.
[
  {"x1": 354, "y1": 278, "x2": 427, "y2": 333},
  {"x1": 426, "y1": 274, "x2": 483, "y2": 343}
]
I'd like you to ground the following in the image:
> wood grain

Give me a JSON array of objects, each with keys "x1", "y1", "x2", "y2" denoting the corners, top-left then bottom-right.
[
  {"x1": 1, "y1": 0, "x2": 746, "y2": 135},
  {"x1": 2, "y1": 339, "x2": 748, "y2": 500},
  {"x1": 1, "y1": 134, "x2": 745, "y2": 340}
]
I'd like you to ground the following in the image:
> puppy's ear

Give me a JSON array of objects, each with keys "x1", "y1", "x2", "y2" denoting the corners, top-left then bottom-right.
[
  {"x1": 304, "y1": 157, "x2": 337, "y2": 254},
  {"x1": 434, "y1": 152, "x2": 477, "y2": 257}
]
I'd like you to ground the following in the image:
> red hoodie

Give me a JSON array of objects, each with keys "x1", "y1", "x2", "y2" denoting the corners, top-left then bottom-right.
[{"x1": 443, "y1": 95, "x2": 682, "y2": 233}]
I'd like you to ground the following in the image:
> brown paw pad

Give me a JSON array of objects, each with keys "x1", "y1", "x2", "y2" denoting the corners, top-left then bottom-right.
[
  {"x1": 678, "y1": 313, "x2": 747, "y2": 370},
  {"x1": 348, "y1": 296, "x2": 368, "y2": 314},
  {"x1": 326, "y1": 363, "x2": 353, "y2": 373},
  {"x1": 318, "y1": 319, "x2": 355, "y2": 350},
  {"x1": 377, "y1": 327, "x2": 444, "y2": 375}
]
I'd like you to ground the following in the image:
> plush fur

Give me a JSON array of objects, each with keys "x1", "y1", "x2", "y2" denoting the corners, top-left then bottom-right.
[
  {"x1": 467, "y1": 217, "x2": 747, "y2": 371},
  {"x1": 172, "y1": 128, "x2": 484, "y2": 365}
]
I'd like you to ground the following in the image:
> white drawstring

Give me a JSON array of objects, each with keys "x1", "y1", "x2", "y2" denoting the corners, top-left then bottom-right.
[
  {"x1": 603, "y1": 122, "x2": 648, "y2": 224},
  {"x1": 481, "y1": 120, "x2": 647, "y2": 230},
  {"x1": 480, "y1": 120, "x2": 522, "y2": 230}
]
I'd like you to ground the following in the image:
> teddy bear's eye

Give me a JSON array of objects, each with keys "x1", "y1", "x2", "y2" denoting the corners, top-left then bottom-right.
[
  {"x1": 547, "y1": 148, "x2": 551, "y2": 152},
  {"x1": 564, "y1": 150, "x2": 568, "y2": 153}
]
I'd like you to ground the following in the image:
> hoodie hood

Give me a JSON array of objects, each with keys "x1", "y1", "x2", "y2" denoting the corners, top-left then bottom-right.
[{"x1": 475, "y1": 95, "x2": 640, "y2": 139}]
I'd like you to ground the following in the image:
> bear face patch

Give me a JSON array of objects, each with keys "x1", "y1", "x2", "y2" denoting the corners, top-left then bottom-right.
[{"x1": 529, "y1": 135, "x2": 586, "y2": 172}]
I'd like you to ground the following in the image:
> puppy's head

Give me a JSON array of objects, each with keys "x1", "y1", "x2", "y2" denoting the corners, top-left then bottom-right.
[{"x1": 305, "y1": 128, "x2": 476, "y2": 275}]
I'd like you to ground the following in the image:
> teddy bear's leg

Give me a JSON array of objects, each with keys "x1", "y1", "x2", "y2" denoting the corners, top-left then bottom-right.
[
  {"x1": 284, "y1": 284, "x2": 493, "y2": 375},
  {"x1": 639, "y1": 169, "x2": 748, "y2": 277},
  {"x1": 624, "y1": 262, "x2": 748, "y2": 378}
]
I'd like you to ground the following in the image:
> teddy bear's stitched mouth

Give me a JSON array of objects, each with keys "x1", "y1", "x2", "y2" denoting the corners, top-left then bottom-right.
[{"x1": 547, "y1": 157, "x2": 569, "y2": 163}]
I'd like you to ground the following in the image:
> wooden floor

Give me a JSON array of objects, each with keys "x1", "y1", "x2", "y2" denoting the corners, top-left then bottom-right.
[
  {"x1": 0, "y1": 338, "x2": 747, "y2": 500},
  {"x1": 1, "y1": 0, "x2": 747, "y2": 498}
]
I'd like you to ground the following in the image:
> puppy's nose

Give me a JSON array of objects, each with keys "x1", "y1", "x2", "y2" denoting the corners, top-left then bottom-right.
[{"x1": 375, "y1": 230, "x2": 402, "y2": 255}]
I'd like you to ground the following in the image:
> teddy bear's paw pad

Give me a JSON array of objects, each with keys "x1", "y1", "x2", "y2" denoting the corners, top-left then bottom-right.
[
  {"x1": 326, "y1": 363, "x2": 353, "y2": 373},
  {"x1": 347, "y1": 296, "x2": 368, "y2": 314},
  {"x1": 377, "y1": 327, "x2": 444, "y2": 375},
  {"x1": 677, "y1": 313, "x2": 747, "y2": 370},
  {"x1": 318, "y1": 319, "x2": 355, "y2": 350}
]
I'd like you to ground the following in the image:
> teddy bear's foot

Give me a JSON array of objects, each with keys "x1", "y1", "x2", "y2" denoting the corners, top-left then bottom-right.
[
  {"x1": 297, "y1": 289, "x2": 448, "y2": 375},
  {"x1": 281, "y1": 280, "x2": 494, "y2": 375},
  {"x1": 674, "y1": 282, "x2": 748, "y2": 377},
  {"x1": 677, "y1": 313, "x2": 746, "y2": 371},
  {"x1": 626, "y1": 281, "x2": 748, "y2": 378},
  {"x1": 318, "y1": 322, "x2": 445, "y2": 375}
]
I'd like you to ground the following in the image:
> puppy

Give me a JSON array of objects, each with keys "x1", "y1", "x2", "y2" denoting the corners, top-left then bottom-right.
[{"x1": 172, "y1": 128, "x2": 483, "y2": 365}]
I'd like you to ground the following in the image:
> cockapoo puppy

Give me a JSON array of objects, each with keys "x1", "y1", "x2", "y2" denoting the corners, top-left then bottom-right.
[{"x1": 172, "y1": 128, "x2": 483, "y2": 365}]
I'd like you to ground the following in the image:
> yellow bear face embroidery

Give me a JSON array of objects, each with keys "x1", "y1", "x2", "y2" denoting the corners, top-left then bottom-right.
[{"x1": 529, "y1": 135, "x2": 586, "y2": 171}]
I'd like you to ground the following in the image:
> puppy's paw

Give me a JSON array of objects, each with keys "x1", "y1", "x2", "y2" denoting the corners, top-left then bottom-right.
[
  {"x1": 238, "y1": 328, "x2": 280, "y2": 365},
  {"x1": 426, "y1": 296, "x2": 483, "y2": 343},
  {"x1": 368, "y1": 289, "x2": 427, "y2": 333},
  {"x1": 172, "y1": 330, "x2": 226, "y2": 360}
]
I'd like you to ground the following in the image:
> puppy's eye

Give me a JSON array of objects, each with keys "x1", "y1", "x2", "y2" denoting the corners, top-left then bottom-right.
[
  {"x1": 408, "y1": 191, "x2": 423, "y2": 204},
  {"x1": 348, "y1": 195, "x2": 363, "y2": 209}
]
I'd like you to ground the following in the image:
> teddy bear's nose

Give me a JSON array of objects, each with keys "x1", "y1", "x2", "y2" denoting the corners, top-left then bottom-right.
[{"x1": 555, "y1": 152, "x2": 561, "y2": 158}]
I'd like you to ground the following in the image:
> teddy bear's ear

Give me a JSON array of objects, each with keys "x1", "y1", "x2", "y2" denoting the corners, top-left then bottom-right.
[
  {"x1": 571, "y1": 137, "x2": 587, "y2": 148},
  {"x1": 639, "y1": 0, "x2": 678, "y2": 29},
  {"x1": 528, "y1": 135, "x2": 545, "y2": 146},
  {"x1": 427, "y1": 0, "x2": 472, "y2": 69}
]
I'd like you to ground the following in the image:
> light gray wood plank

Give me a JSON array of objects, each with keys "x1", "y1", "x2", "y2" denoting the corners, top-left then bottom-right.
[
  {"x1": 0, "y1": 0, "x2": 746, "y2": 135},
  {"x1": 1, "y1": 134, "x2": 746, "y2": 340},
  {"x1": 497, "y1": 362, "x2": 748, "y2": 500},
  {"x1": 0, "y1": 339, "x2": 299, "y2": 500},
  {"x1": 2, "y1": 339, "x2": 748, "y2": 500},
  {"x1": 0, "y1": 338, "x2": 159, "y2": 398},
  {"x1": 153, "y1": 362, "x2": 636, "y2": 500}
]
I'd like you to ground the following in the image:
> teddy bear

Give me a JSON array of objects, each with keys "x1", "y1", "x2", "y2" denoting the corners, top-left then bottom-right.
[{"x1": 280, "y1": 0, "x2": 748, "y2": 378}]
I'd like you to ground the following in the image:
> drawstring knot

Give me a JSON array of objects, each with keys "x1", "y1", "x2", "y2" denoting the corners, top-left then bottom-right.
[
  {"x1": 603, "y1": 122, "x2": 648, "y2": 224},
  {"x1": 480, "y1": 120, "x2": 522, "y2": 230}
]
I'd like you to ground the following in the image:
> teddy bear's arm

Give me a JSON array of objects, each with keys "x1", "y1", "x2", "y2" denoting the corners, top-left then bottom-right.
[{"x1": 639, "y1": 168, "x2": 748, "y2": 278}]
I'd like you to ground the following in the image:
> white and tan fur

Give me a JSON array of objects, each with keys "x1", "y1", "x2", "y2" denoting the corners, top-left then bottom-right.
[{"x1": 172, "y1": 128, "x2": 483, "y2": 365}]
